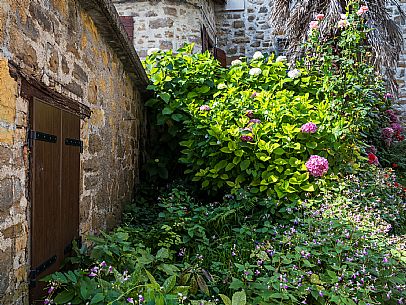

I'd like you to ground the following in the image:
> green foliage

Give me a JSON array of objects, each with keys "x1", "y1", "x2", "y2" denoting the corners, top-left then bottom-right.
[
  {"x1": 44, "y1": 167, "x2": 405, "y2": 304},
  {"x1": 144, "y1": 5, "x2": 387, "y2": 199},
  {"x1": 43, "y1": 4, "x2": 406, "y2": 305}
]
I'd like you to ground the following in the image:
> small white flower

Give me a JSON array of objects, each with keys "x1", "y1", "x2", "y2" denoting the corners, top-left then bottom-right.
[
  {"x1": 231, "y1": 59, "x2": 243, "y2": 66},
  {"x1": 147, "y1": 48, "x2": 160, "y2": 56},
  {"x1": 275, "y1": 55, "x2": 287, "y2": 62},
  {"x1": 249, "y1": 68, "x2": 262, "y2": 76},
  {"x1": 217, "y1": 83, "x2": 227, "y2": 89},
  {"x1": 253, "y1": 51, "x2": 264, "y2": 60},
  {"x1": 340, "y1": 14, "x2": 347, "y2": 20},
  {"x1": 287, "y1": 69, "x2": 301, "y2": 79}
]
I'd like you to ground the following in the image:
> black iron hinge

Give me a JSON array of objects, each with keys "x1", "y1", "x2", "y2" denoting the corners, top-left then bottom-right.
[
  {"x1": 28, "y1": 130, "x2": 57, "y2": 148},
  {"x1": 29, "y1": 255, "x2": 57, "y2": 287},
  {"x1": 65, "y1": 138, "x2": 83, "y2": 153}
]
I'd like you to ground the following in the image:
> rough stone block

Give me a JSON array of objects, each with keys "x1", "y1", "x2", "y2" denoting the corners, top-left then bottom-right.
[
  {"x1": 0, "y1": 59, "x2": 17, "y2": 124},
  {"x1": 163, "y1": 7, "x2": 177, "y2": 17},
  {"x1": 89, "y1": 134, "x2": 103, "y2": 153},
  {"x1": 0, "y1": 249, "x2": 12, "y2": 296},
  {"x1": 0, "y1": 178, "x2": 13, "y2": 212},
  {"x1": 233, "y1": 20, "x2": 244, "y2": 29},
  {"x1": 0, "y1": 128, "x2": 14, "y2": 145},
  {"x1": 150, "y1": 17, "x2": 174, "y2": 29}
]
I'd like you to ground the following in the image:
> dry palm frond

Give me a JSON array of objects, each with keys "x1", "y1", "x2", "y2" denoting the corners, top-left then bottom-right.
[{"x1": 270, "y1": 0, "x2": 405, "y2": 92}]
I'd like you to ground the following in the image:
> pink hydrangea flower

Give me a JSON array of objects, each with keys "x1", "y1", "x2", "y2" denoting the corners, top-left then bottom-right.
[
  {"x1": 390, "y1": 123, "x2": 404, "y2": 134},
  {"x1": 315, "y1": 14, "x2": 325, "y2": 21},
  {"x1": 366, "y1": 145, "x2": 377, "y2": 155},
  {"x1": 241, "y1": 135, "x2": 254, "y2": 142},
  {"x1": 385, "y1": 109, "x2": 399, "y2": 123},
  {"x1": 199, "y1": 105, "x2": 211, "y2": 111},
  {"x1": 300, "y1": 122, "x2": 318, "y2": 133},
  {"x1": 249, "y1": 119, "x2": 261, "y2": 124},
  {"x1": 305, "y1": 155, "x2": 329, "y2": 177},
  {"x1": 338, "y1": 19, "x2": 349, "y2": 28},
  {"x1": 381, "y1": 127, "x2": 394, "y2": 139},
  {"x1": 246, "y1": 110, "x2": 254, "y2": 118},
  {"x1": 356, "y1": 5, "x2": 368, "y2": 16},
  {"x1": 309, "y1": 21, "x2": 319, "y2": 30}
]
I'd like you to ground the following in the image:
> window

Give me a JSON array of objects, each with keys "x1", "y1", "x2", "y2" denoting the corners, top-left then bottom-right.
[{"x1": 224, "y1": 0, "x2": 245, "y2": 11}]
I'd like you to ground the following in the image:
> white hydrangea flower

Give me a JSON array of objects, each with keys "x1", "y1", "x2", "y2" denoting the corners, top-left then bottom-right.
[
  {"x1": 275, "y1": 56, "x2": 287, "y2": 62},
  {"x1": 217, "y1": 83, "x2": 227, "y2": 89},
  {"x1": 253, "y1": 51, "x2": 264, "y2": 60},
  {"x1": 287, "y1": 69, "x2": 301, "y2": 79},
  {"x1": 231, "y1": 59, "x2": 243, "y2": 66},
  {"x1": 249, "y1": 68, "x2": 262, "y2": 76},
  {"x1": 147, "y1": 48, "x2": 160, "y2": 56}
]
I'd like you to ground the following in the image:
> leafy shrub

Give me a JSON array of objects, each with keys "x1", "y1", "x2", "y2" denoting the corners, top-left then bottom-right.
[{"x1": 144, "y1": 5, "x2": 388, "y2": 199}]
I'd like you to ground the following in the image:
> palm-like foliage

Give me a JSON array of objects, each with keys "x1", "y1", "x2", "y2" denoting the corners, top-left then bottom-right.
[{"x1": 270, "y1": 0, "x2": 404, "y2": 91}]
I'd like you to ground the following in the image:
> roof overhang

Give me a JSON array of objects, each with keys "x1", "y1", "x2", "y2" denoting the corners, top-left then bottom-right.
[{"x1": 78, "y1": 0, "x2": 149, "y2": 94}]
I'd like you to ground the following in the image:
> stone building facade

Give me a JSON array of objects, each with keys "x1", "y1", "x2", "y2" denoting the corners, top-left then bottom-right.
[
  {"x1": 113, "y1": 0, "x2": 221, "y2": 58},
  {"x1": 0, "y1": 0, "x2": 147, "y2": 303},
  {"x1": 113, "y1": 0, "x2": 406, "y2": 117}
]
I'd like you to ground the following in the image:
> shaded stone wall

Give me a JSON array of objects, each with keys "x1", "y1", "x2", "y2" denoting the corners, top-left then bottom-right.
[
  {"x1": 0, "y1": 0, "x2": 146, "y2": 303},
  {"x1": 113, "y1": 0, "x2": 217, "y2": 58},
  {"x1": 214, "y1": 0, "x2": 274, "y2": 65},
  {"x1": 388, "y1": 1, "x2": 406, "y2": 119}
]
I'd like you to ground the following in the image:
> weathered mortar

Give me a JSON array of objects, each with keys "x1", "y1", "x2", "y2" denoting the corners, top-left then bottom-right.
[
  {"x1": 0, "y1": 0, "x2": 147, "y2": 303},
  {"x1": 113, "y1": 0, "x2": 218, "y2": 58}
]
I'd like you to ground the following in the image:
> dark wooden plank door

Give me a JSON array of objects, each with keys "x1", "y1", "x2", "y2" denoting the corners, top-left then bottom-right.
[
  {"x1": 60, "y1": 110, "x2": 80, "y2": 258},
  {"x1": 30, "y1": 98, "x2": 80, "y2": 304}
]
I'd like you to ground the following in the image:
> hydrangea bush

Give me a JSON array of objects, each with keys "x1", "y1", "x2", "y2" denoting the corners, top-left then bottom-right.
[{"x1": 144, "y1": 2, "x2": 389, "y2": 199}]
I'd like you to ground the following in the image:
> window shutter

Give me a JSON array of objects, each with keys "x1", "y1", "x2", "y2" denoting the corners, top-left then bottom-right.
[
  {"x1": 214, "y1": 47, "x2": 227, "y2": 67},
  {"x1": 119, "y1": 16, "x2": 134, "y2": 42}
]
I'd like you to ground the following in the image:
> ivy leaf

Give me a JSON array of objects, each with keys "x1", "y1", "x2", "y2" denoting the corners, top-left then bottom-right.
[
  {"x1": 160, "y1": 92, "x2": 171, "y2": 103},
  {"x1": 240, "y1": 160, "x2": 251, "y2": 171},
  {"x1": 162, "y1": 107, "x2": 173, "y2": 115},
  {"x1": 55, "y1": 291, "x2": 75, "y2": 304},
  {"x1": 232, "y1": 290, "x2": 246, "y2": 305},
  {"x1": 90, "y1": 293, "x2": 104, "y2": 304},
  {"x1": 219, "y1": 294, "x2": 232, "y2": 305}
]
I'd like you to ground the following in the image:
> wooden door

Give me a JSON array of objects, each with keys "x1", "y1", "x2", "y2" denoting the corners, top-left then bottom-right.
[{"x1": 29, "y1": 98, "x2": 80, "y2": 304}]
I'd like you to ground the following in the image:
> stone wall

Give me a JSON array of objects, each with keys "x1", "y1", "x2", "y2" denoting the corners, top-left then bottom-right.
[
  {"x1": 215, "y1": 0, "x2": 274, "y2": 65},
  {"x1": 388, "y1": 1, "x2": 406, "y2": 119},
  {"x1": 113, "y1": 0, "x2": 218, "y2": 58},
  {"x1": 0, "y1": 0, "x2": 147, "y2": 303}
]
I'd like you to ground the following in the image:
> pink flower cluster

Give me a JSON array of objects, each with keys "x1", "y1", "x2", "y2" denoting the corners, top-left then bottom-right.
[
  {"x1": 356, "y1": 5, "x2": 369, "y2": 16},
  {"x1": 241, "y1": 135, "x2": 254, "y2": 142},
  {"x1": 249, "y1": 119, "x2": 261, "y2": 124},
  {"x1": 305, "y1": 155, "x2": 329, "y2": 177},
  {"x1": 309, "y1": 14, "x2": 323, "y2": 32},
  {"x1": 199, "y1": 105, "x2": 211, "y2": 111},
  {"x1": 381, "y1": 127, "x2": 394, "y2": 139},
  {"x1": 366, "y1": 145, "x2": 377, "y2": 155},
  {"x1": 338, "y1": 14, "x2": 349, "y2": 28},
  {"x1": 300, "y1": 122, "x2": 318, "y2": 134},
  {"x1": 382, "y1": 109, "x2": 405, "y2": 145},
  {"x1": 246, "y1": 110, "x2": 254, "y2": 118}
]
